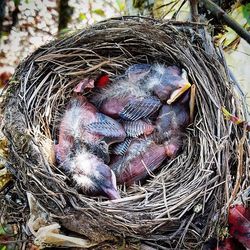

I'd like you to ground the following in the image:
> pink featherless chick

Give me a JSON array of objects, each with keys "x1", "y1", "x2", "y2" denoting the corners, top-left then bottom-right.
[
  {"x1": 142, "y1": 64, "x2": 191, "y2": 104},
  {"x1": 92, "y1": 64, "x2": 162, "y2": 121},
  {"x1": 62, "y1": 143, "x2": 120, "y2": 200},
  {"x1": 92, "y1": 64, "x2": 191, "y2": 121},
  {"x1": 110, "y1": 92, "x2": 191, "y2": 186},
  {"x1": 156, "y1": 91, "x2": 190, "y2": 158},
  {"x1": 110, "y1": 138, "x2": 169, "y2": 186},
  {"x1": 54, "y1": 95, "x2": 126, "y2": 199},
  {"x1": 55, "y1": 95, "x2": 126, "y2": 163}
]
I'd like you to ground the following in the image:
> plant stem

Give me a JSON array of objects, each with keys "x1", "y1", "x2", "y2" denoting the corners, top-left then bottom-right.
[
  {"x1": 189, "y1": 0, "x2": 199, "y2": 22},
  {"x1": 200, "y1": 0, "x2": 250, "y2": 45}
]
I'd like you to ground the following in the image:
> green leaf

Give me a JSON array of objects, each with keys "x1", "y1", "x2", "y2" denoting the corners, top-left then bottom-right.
[
  {"x1": 116, "y1": 0, "x2": 125, "y2": 12},
  {"x1": 0, "y1": 31, "x2": 9, "y2": 39},
  {"x1": 0, "y1": 245, "x2": 7, "y2": 250},
  {"x1": 153, "y1": 0, "x2": 190, "y2": 20},
  {"x1": 92, "y1": 9, "x2": 105, "y2": 17},
  {"x1": 242, "y1": 3, "x2": 250, "y2": 25},
  {"x1": 78, "y1": 13, "x2": 87, "y2": 21},
  {"x1": 0, "y1": 226, "x2": 6, "y2": 235},
  {"x1": 12, "y1": 0, "x2": 20, "y2": 6},
  {"x1": 216, "y1": 4, "x2": 250, "y2": 49}
]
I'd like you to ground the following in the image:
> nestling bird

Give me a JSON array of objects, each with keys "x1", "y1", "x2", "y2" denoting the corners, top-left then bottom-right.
[
  {"x1": 55, "y1": 95, "x2": 126, "y2": 163},
  {"x1": 156, "y1": 91, "x2": 190, "y2": 158},
  {"x1": 110, "y1": 138, "x2": 168, "y2": 186},
  {"x1": 92, "y1": 63, "x2": 190, "y2": 121},
  {"x1": 55, "y1": 96, "x2": 122, "y2": 199},
  {"x1": 126, "y1": 64, "x2": 191, "y2": 104},
  {"x1": 62, "y1": 143, "x2": 120, "y2": 200},
  {"x1": 95, "y1": 83, "x2": 161, "y2": 121}
]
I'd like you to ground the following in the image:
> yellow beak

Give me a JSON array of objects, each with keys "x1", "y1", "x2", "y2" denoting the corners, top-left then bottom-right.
[{"x1": 167, "y1": 82, "x2": 191, "y2": 104}]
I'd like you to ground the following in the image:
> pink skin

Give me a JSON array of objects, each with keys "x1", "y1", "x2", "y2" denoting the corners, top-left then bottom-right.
[
  {"x1": 98, "y1": 64, "x2": 190, "y2": 119},
  {"x1": 153, "y1": 84, "x2": 172, "y2": 102},
  {"x1": 156, "y1": 99, "x2": 190, "y2": 139},
  {"x1": 54, "y1": 135, "x2": 74, "y2": 163},
  {"x1": 74, "y1": 78, "x2": 95, "y2": 93},
  {"x1": 103, "y1": 170, "x2": 120, "y2": 199},
  {"x1": 163, "y1": 134, "x2": 184, "y2": 158},
  {"x1": 164, "y1": 143, "x2": 180, "y2": 158},
  {"x1": 166, "y1": 65, "x2": 182, "y2": 76},
  {"x1": 56, "y1": 95, "x2": 125, "y2": 162},
  {"x1": 155, "y1": 93, "x2": 190, "y2": 159},
  {"x1": 143, "y1": 123, "x2": 155, "y2": 136},
  {"x1": 111, "y1": 140, "x2": 167, "y2": 186},
  {"x1": 100, "y1": 97, "x2": 130, "y2": 118},
  {"x1": 148, "y1": 65, "x2": 190, "y2": 103},
  {"x1": 56, "y1": 96, "x2": 99, "y2": 161},
  {"x1": 153, "y1": 80, "x2": 190, "y2": 103}
]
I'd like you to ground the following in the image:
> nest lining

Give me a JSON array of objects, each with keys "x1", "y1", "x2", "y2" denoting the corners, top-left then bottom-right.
[{"x1": 2, "y1": 17, "x2": 249, "y2": 248}]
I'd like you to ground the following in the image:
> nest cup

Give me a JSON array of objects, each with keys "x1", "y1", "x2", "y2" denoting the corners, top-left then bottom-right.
[{"x1": 2, "y1": 17, "x2": 249, "y2": 249}]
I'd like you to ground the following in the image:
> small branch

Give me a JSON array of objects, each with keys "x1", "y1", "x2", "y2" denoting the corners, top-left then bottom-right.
[
  {"x1": 189, "y1": 84, "x2": 196, "y2": 123},
  {"x1": 227, "y1": 128, "x2": 246, "y2": 207},
  {"x1": 200, "y1": 0, "x2": 250, "y2": 45},
  {"x1": 12, "y1": 1, "x2": 20, "y2": 27},
  {"x1": 189, "y1": 0, "x2": 199, "y2": 22},
  {"x1": 58, "y1": 0, "x2": 74, "y2": 35},
  {"x1": 0, "y1": 0, "x2": 5, "y2": 37}
]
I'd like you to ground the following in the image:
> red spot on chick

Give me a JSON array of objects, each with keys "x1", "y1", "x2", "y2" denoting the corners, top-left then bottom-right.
[{"x1": 96, "y1": 74, "x2": 110, "y2": 88}]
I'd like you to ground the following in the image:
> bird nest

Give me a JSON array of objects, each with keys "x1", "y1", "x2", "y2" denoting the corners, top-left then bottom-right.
[{"x1": 1, "y1": 17, "x2": 249, "y2": 249}]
